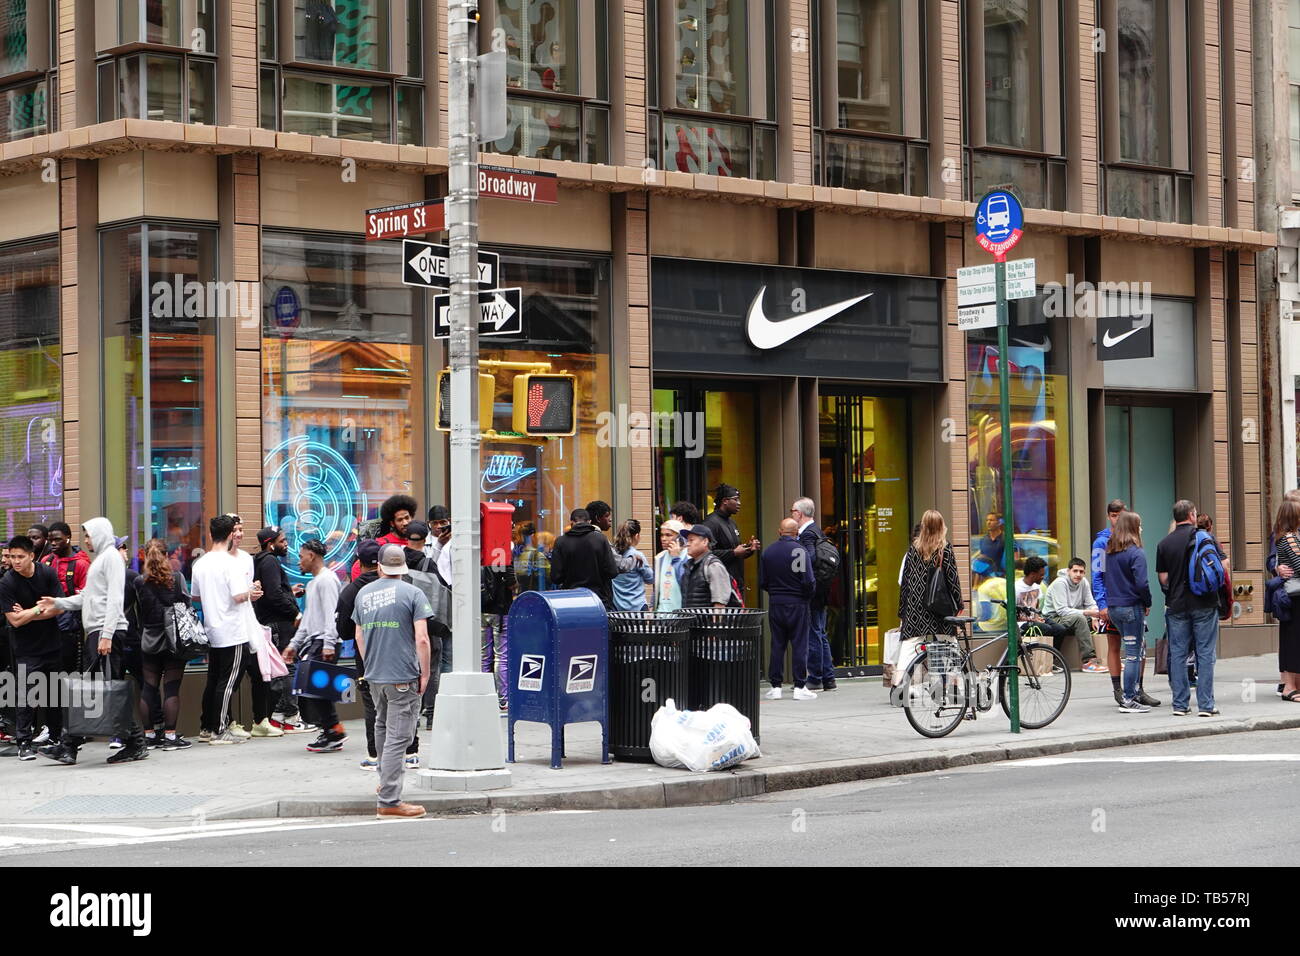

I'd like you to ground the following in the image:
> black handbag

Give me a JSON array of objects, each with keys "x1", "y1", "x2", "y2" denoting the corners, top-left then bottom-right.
[
  {"x1": 141, "y1": 625, "x2": 168, "y2": 655},
  {"x1": 166, "y1": 603, "x2": 208, "y2": 661},
  {"x1": 61, "y1": 653, "x2": 135, "y2": 738}
]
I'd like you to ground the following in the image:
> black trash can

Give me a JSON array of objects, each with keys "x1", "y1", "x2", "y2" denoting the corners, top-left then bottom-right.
[
  {"x1": 682, "y1": 607, "x2": 767, "y2": 744},
  {"x1": 607, "y1": 611, "x2": 692, "y2": 761}
]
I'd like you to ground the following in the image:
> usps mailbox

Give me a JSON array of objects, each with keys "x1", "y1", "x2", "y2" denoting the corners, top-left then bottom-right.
[{"x1": 507, "y1": 588, "x2": 609, "y2": 769}]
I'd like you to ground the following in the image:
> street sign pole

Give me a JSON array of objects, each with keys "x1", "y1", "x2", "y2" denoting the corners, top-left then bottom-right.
[
  {"x1": 994, "y1": 255, "x2": 1021, "y2": 734},
  {"x1": 422, "y1": 0, "x2": 511, "y2": 788},
  {"x1": 973, "y1": 187, "x2": 1024, "y2": 735}
]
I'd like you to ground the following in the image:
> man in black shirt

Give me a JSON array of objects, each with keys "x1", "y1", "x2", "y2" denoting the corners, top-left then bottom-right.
[
  {"x1": 1156, "y1": 499, "x2": 1220, "y2": 717},
  {"x1": 0, "y1": 535, "x2": 65, "y2": 759},
  {"x1": 704, "y1": 484, "x2": 759, "y2": 603},
  {"x1": 254, "y1": 526, "x2": 305, "y2": 730}
]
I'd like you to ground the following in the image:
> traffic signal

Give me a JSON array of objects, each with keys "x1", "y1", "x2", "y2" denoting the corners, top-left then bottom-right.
[
  {"x1": 435, "y1": 370, "x2": 496, "y2": 431},
  {"x1": 511, "y1": 373, "x2": 576, "y2": 436}
]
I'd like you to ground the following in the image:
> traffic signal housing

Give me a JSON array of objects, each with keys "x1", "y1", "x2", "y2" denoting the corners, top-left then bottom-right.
[
  {"x1": 512, "y1": 373, "x2": 576, "y2": 436},
  {"x1": 435, "y1": 370, "x2": 496, "y2": 431}
]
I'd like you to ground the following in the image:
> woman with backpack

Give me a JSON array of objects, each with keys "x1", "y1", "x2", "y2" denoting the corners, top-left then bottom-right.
[
  {"x1": 1105, "y1": 510, "x2": 1153, "y2": 713},
  {"x1": 134, "y1": 538, "x2": 194, "y2": 750},
  {"x1": 1268, "y1": 500, "x2": 1300, "y2": 700},
  {"x1": 898, "y1": 510, "x2": 963, "y2": 640}
]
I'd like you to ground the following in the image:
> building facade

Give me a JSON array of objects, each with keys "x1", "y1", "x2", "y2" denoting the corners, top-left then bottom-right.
[{"x1": 0, "y1": 0, "x2": 1276, "y2": 671}]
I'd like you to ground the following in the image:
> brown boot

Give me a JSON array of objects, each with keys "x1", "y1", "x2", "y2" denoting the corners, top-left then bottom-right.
[{"x1": 376, "y1": 802, "x2": 426, "y2": 819}]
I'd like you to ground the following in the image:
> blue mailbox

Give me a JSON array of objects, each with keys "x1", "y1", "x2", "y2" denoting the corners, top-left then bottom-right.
[{"x1": 507, "y1": 588, "x2": 609, "y2": 769}]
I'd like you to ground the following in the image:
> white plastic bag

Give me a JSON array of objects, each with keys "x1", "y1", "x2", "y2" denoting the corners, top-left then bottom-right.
[{"x1": 649, "y1": 698, "x2": 761, "y2": 772}]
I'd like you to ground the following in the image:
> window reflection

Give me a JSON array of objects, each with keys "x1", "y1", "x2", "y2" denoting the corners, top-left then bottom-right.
[
  {"x1": 674, "y1": 0, "x2": 748, "y2": 115},
  {"x1": 836, "y1": 0, "x2": 901, "y2": 133},
  {"x1": 0, "y1": 240, "x2": 61, "y2": 529},
  {"x1": 983, "y1": 0, "x2": 1041, "y2": 150},
  {"x1": 498, "y1": 0, "x2": 579, "y2": 94},
  {"x1": 1117, "y1": 0, "x2": 1171, "y2": 166},
  {"x1": 295, "y1": 0, "x2": 390, "y2": 72}
]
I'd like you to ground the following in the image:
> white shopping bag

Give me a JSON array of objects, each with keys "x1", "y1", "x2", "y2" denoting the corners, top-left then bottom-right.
[{"x1": 649, "y1": 698, "x2": 761, "y2": 772}]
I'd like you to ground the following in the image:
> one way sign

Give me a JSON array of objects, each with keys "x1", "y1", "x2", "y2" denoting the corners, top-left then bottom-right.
[
  {"x1": 433, "y1": 287, "x2": 523, "y2": 338},
  {"x1": 402, "y1": 239, "x2": 499, "y2": 289}
]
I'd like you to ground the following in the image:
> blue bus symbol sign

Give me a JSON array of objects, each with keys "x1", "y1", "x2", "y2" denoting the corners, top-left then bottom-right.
[{"x1": 974, "y1": 190, "x2": 1024, "y2": 258}]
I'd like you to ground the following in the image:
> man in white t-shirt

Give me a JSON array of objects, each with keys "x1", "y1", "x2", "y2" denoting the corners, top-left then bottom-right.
[
  {"x1": 193, "y1": 514, "x2": 262, "y2": 745},
  {"x1": 224, "y1": 514, "x2": 277, "y2": 738}
]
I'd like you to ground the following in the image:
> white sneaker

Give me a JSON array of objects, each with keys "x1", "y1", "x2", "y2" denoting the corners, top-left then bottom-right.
[
  {"x1": 32, "y1": 725, "x2": 50, "y2": 745},
  {"x1": 403, "y1": 754, "x2": 421, "y2": 770},
  {"x1": 792, "y1": 686, "x2": 817, "y2": 701},
  {"x1": 1117, "y1": 699, "x2": 1150, "y2": 713},
  {"x1": 225, "y1": 723, "x2": 252, "y2": 739},
  {"x1": 208, "y1": 729, "x2": 247, "y2": 745},
  {"x1": 250, "y1": 719, "x2": 284, "y2": 738},
  {"x1": 763, "y1": 687, "x2": 782, "y2": 700}
]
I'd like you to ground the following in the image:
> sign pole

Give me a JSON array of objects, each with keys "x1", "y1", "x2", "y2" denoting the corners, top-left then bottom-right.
[
  {"x1": 995, "y1": 255, "x2": 1021, "y2": 734},
  {"x1": 422, "y1": 0, "x2": 511, "y2": 787}
]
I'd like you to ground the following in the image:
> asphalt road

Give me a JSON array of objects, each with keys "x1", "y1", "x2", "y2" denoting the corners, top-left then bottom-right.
[{"x1": 3, "y1": 730, "x2": 1298, "y2": 867}]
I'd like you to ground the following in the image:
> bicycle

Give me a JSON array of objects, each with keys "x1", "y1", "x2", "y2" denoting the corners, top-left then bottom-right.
[{"x1": 899, "y1": 601, "x2": 1072, "y2": 739}]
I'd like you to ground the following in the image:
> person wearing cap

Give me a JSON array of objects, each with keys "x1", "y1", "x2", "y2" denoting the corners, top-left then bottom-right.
[
  {"x1": 353, "y1": 543, "x2": 435, "y2": 818},
  {"x1": 653, "y1": 518, "x2": 687, "y2": 611},
  {"x1": 704, "y1": 484, "x2": 759, "y2": 602},
  {"x1": 550, "y1": 508, "x2": 620, "y2": 609},
  {"x1": 283, "y1": 539, "x2": 347, "y2": 752},
  {"x1": 679, "y1": 524, "x2": 735, "y2": 608},
  {"x1": 254, "y1": 525, "x2": 308, "y2": 732},
  {"x1": 403, "y1": 521, "x2": 452, "y2": 724},
  {"x1": 336, "y1": 539, "x2": 418, "y2": 770},
  {"x1": 425, "y1": 506, "x2": 451, "y2": 563}
]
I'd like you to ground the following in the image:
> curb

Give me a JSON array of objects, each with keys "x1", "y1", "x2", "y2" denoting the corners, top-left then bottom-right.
[{"x1": 235, "y1": 713, "x2": 1300, "y2": 820}]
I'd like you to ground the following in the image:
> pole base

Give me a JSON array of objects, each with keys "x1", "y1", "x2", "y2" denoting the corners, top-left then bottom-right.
[
  {"x1": 411, "y1": 767, "x2": 513, "y2": 792},
  {"x1": 425, "y1": 670, "x2": 511, "y2": 778}
]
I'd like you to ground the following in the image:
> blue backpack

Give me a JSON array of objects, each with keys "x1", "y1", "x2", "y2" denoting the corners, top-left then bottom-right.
[{"x1": 1187, "y1": 530, "x2": 1226, "y2": 597}]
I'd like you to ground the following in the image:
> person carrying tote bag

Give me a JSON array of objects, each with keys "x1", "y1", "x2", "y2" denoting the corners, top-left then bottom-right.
[{"x1": 895, "y1": 510, "x2": 963, "y2": 683}]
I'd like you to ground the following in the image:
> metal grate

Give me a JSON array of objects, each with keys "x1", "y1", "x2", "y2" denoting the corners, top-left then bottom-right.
[{"x1": 29, "y1": 794, "x2": 214, "y2": 816}]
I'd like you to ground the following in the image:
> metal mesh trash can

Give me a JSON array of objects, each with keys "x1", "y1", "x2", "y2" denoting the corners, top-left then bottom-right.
[
  {"x1": 682, "y1": 607, "x2": 767, "y2": 744},
  {"x1": 607, "y1": 611, "x2": 692, "y2": 761}
]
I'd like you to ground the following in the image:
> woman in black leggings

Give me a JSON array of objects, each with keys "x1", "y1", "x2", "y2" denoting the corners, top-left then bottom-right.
[{"x1": 134, "y1": 539, "x2": 193, "y2": 750}]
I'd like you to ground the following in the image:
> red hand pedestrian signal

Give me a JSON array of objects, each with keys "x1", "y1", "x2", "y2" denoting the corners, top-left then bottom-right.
[{"x1": 512, "y1": 373, "x2": 576, "y2": 436}]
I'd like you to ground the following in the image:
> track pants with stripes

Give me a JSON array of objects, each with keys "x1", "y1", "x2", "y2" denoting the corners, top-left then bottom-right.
[{"x1": 201, "y1": 643, "x2": 248, "y2": 734}]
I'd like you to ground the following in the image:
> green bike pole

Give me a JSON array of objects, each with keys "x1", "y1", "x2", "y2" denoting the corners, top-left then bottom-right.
[{"x1": 996, "y1": 256, "x2": 1020, "y2": 733}]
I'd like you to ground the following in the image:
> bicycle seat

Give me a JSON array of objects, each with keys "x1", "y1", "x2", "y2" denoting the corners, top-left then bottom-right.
[{"x1": 944, "y1": 615, "x2": 978, "y2": 625}]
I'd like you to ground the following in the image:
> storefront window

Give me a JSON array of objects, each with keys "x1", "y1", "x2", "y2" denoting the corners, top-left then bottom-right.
[
  {"x1": 478, "y1": 249, "x2": 611, "y2": 547},
  {"x1": 673, "y1": 0, "x2": 748, "y2": 114},
  {"x1": 0, "y1": 78, "x2": 50, "y2": 141},
  {"x1": 494, "y1": 95, "x2": 582, "y2": 160},
  {"x1": 294, "y1": 0, "x2": 390, "y2": 72},
  {"x1": 499, "y1": 0, "x2": 580, "y2": 94},
  {"x1": 965, "y1": 299, "x2": 1070, "y2": 592},
  {"x1": 101, "y1": 224, "x2": 219, "y2": 564},
  {"x1": 262, "y1": 231, "x2": 420, "y2": 578},
  {"x1": 0, "y1": 239, "x2": 61, "y2": 531}
]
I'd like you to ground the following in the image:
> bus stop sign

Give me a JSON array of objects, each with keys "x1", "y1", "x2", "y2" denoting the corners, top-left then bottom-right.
[{"x1": 974, "y1": 189, "x2": 1024, "y2": 259}]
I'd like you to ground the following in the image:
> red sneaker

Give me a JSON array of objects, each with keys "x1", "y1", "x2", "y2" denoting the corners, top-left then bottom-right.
[{"x1": 271, "y1": 718, "x2": 313, "y2": 734}]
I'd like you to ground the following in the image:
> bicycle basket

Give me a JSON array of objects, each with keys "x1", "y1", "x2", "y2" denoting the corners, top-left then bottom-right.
[{"x1": 925, "y1": 640, "x2": 962, "y2": 676}]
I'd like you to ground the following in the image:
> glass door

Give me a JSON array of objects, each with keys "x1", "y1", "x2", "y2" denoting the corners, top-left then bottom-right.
[{"x1": 819, "y1": 391, "x2": 910, "y2": 669}]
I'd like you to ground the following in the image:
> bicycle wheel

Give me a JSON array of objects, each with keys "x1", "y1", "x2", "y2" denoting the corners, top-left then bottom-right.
[
  {"x1": 998, "y1": 642, "x2": 1071, "y2": 729},
  {"x1": 903, "y1": 648, "x2": 970, "y2": 738}
]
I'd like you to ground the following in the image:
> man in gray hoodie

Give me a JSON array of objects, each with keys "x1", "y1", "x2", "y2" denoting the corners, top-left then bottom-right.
[
  {"x1": 1041, "y1": 556, "x2": 1105, "y2": 673},
  {"x1": 37, "y1": 517, "x2": 148, "y2": 764}
]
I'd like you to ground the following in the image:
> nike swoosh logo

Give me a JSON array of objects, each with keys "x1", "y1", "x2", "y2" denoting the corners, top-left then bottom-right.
[
  {"x1": 1012, "y1": 336, "x2": 1051, "y2": 351},
  {"x1": 745, "y1": 287, "x2": 872, "y2": 350},
  {"x1": 1101, "y1": 315, "x2": 1152, "y2": 349},
  {"x1": 481, "y1": 468, "x2": 536, "y2": 494}
]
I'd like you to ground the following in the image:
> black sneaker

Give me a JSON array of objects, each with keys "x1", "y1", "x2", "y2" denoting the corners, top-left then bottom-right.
[
  {"x1": 1136, "y1": 689, "x2": 1162, "y2": 707},
  {"x1": 17, "y1": 744, "x2": 36, "y2": 761},
  {"x1": 106, "y1": 743, "x2": 149, "y2": 764},
  {"x1": 805, "y1": 681, "x2": 824, "y2": 691},
  {"x1": 162, "y1": 735, "x2": 193, "y2": 751},
  {"x1": 144, "y1": 734, "x2": 165, "y2": 750},
  {"x1": 306, "y1": 731, "x2": 347, "y2": 753},
  {"x1": 38, "y1": 743, "x2": 77, "y2": 765},
  {"x1": 822, "y1": 678, "x2": 838, "y2": 691},
  {"x1": 1113, "y1": 687, "x2": 1124, "y2": 705}
]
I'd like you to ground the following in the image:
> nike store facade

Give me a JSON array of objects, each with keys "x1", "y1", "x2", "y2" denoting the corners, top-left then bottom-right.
[{"x1": 651, "y1": 256, "x2": 945, "y2": 672}]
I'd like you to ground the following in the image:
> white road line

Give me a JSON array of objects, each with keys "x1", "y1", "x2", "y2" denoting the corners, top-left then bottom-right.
[
  {"x1": 0, "y1": 817, "x2": 419, "y2": 852},
  {"x1": 1010, "y1": 754, "x2": 1300, "y2": 767}
]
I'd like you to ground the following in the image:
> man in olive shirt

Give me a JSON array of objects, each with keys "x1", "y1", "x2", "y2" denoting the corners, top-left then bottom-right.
[{"x1": 353, "y1": 544, "x2": 433, "y2": 818}]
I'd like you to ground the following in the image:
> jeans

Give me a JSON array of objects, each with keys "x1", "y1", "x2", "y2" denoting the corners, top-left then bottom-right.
[
  {"x1": 805, "y1": 607, "x2": 834, "y2": 683},
  {"x1": 1108, "y1": 605, "x2": 1146, "y2": 703},
  {"x1": 1166, "y1": 606, "x2": 1219, "y2": 711},
  {"x1": 372, "y1": 680, "x2": 422, "y2": 807},
  {"x1": 481, "y1": 614, "x2": 508, "y2": 707}
]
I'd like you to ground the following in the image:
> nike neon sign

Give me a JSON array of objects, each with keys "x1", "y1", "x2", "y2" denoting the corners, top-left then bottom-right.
[
  {"x1": 745, "y1": 286, "x2": 872, "y2": 350},
  {"x1": 481, "y1": 453, "x2": 536, "y2": 494}
]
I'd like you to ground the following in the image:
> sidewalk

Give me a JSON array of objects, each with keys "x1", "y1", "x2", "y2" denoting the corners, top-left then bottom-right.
[{"x1": 1, "y1": 654, "x2": 1294, "y2": 822}]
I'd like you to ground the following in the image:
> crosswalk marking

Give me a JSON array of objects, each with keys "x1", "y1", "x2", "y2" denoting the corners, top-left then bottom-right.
[{"x1": 1009, "y1": 754, "x2": 1300, "y2": 767}]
